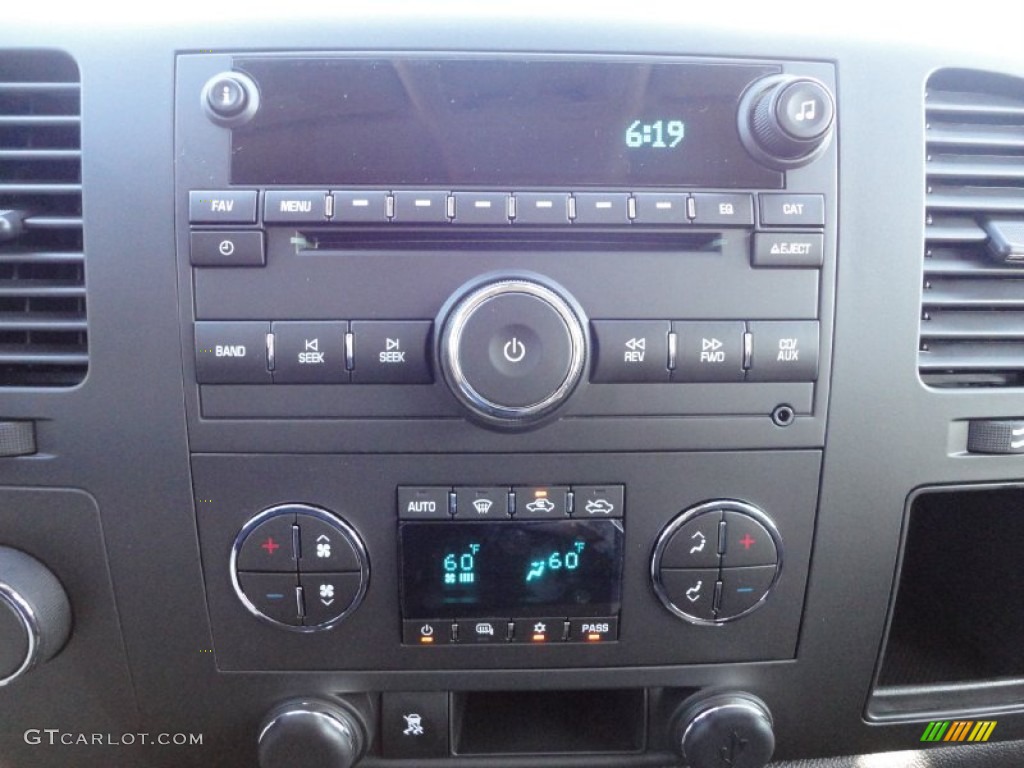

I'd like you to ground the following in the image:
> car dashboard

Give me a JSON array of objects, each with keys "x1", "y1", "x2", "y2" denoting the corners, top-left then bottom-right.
[{"x1": 1, "y1": 5, "x2": 1024, "y2": 768}]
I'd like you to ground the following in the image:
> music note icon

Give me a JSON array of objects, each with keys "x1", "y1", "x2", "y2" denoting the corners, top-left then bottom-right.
[{"x1": 794, "y1": 99, "x2": 816, "y2": 122}]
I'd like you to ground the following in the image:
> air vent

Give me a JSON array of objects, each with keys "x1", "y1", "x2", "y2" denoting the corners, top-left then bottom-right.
[
  {"x1": 920, "y1": 70, "x2": 1024, "y2": 388},
  {"x1": 0, "y1": 50, "x2": 86, "y2": 387}
]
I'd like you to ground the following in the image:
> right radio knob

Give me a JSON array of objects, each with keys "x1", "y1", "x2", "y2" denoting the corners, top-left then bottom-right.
[
  {"x1": 740, "y1": 75, "x2": 835, "y2": 169},
  {"x1": 651, "y1": 500, "x2": 781, "y2": 624}
]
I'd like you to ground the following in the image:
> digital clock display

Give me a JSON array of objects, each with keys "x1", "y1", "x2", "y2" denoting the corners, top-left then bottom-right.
[
  {"x1": 399, "y1": 520, "x2": 624, "y2": 619},
  {"x1": 231, "y1": 57, "x2": 783, "y2": 189}
]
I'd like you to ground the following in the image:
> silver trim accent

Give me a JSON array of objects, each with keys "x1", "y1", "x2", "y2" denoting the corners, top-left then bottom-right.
[
  {"x1": 385, "y1": 194, "x2": 395, "y2": 219},
  {"x1": 258, "y1": 701, "x2": 364, "y2": 764},
  {"x1": 668, "y1": 332, "x2": 678, "y2": 371},
  {"x1": 0, "y1": 582, "x2": 40, "y2": 687},
  {"x1": 568, "y1": 196, "x2": 577, "y2": 220},
  {"x1": 266, "y1": 332, "x2": 276, "y2": 372},
  {"x1": 627, "y1": 196, "x2": 637, "y2": 220},
  {"x1": 324, "y1": 192, "x2": 334, "y2": 219},
  {"x1": 743, "y1": 330, "x2": 753, "y2": 370},
  {"x1": 650, "y1": 499, "x2": 783, "y2": 627},
  {"x1": 229, "y1": 504, "x2": 370, "y2": 633},
  {"x1": 344, "y1": 332, "x2": 355, "y2": 371},
  {"x1": 508, "y1": 195, "x2": 517, "y2": 220},
  {"x1": 686, "y1": 195, "x2": 697, "y2": 220},
  {"x1": 440, "y1": 280, "x2": 586, "y2": 425},
  {"x1": 446, "y1": 195, "x2": 456, "y2": 219}
]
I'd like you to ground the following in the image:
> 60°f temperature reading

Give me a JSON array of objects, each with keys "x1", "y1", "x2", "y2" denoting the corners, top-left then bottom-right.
[
  {"x1": 525, "y1": 541, "x2": 586, "y2": 583},
  {"x1": 443, "y1": 543, "x2": 480, "y2": 586},
  {"x1": 625, "y1": 119, "x2": 686, "y2": 149}
]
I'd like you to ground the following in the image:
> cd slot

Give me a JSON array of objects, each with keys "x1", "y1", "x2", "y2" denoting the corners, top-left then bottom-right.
[{"x1": 297, "y1": 228, "x2": 723, "y2": 253}]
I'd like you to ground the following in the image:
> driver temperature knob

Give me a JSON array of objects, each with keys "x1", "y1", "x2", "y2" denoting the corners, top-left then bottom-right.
[
  {"x1": 438, "y1": 275, "x2": 588, "y2": 430},
  {"x1": 258, "y1": 698, "x2": 368, "y2": 768},
  {"x1": 672, "y1": 693, "x2": 775, "y2": 768},
  {"x1": 739, "y1": 75, "x2": 835, "y2": 169}
]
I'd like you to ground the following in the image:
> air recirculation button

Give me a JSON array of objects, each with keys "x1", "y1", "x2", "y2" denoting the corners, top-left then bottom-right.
[{"x1": 231, "y1": 504, "x2": 369, "y2": 632}]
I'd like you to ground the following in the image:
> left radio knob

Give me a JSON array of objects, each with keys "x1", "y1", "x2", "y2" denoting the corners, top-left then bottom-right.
[
  {"x1": 258, "y1": 698, "x2": 368, "y2": 768},
  {"x1": 0, "y1": 546, "x2": 72, "y2": 687}
]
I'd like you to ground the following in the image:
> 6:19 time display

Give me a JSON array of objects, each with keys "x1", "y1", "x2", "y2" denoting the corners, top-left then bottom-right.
[{"x1": 625, "y1": 119, "x2": 686, "y2": 149}]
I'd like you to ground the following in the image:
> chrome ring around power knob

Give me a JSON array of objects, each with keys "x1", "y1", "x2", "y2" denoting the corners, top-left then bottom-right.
[
  {"x1": 258, "y1": 698, "x2": 368, "y2": 768},
  {"x1": 438, "y1": 276, "x2": 588, "y2": 430}
]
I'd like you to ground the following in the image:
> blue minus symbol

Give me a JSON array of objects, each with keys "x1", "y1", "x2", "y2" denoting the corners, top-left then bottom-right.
[
  {"x1": 736, "y1": 588, "x2": 755, "y2": 593},
  {"x1": 265, "y1": 593, "x2": 285, "y2": 600}
]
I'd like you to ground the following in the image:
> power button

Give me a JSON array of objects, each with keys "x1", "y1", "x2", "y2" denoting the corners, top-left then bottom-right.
[{"x1": 439, "y1": 279, "x2": 587, "y2": 428}]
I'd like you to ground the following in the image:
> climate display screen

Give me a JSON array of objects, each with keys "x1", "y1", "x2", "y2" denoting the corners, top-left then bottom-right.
[
  {"x1": 399, "y1": 520, "x2": 624, "y2": 619},
  {"x1": 231, "y1": 56, "x2": 782, "y2": 188}
]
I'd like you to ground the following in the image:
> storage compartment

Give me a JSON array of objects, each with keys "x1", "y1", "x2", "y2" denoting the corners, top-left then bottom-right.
[
  {"x1": 453, "y1": 689, "x2": 646, "y2": 755},
  {"x1": 870, "y1": 485, "x2": 1024, "y2": 718}
]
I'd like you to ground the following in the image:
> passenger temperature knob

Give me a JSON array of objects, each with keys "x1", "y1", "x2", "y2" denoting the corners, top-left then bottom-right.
[
  {"x1": 740, "y1": 75, "x2": 835, "y2": 169},
  {"x1": 0, "y1": 546, "x2": 72, "y2": 687},
  {"x1": 258, "y1": 698, "x2": 367, "y2": 768}
]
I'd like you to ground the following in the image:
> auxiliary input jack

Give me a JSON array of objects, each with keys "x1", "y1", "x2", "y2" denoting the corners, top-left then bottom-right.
[{"x1": 771, "y1": 405, "x2": 796, "y2": 427}]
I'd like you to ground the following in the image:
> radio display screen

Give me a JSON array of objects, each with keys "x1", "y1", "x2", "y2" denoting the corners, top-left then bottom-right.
[
  {"x1": 399, "y1": 520, "x2": 624, "y2": 619},
  {"x1": 231, "y1": 57, "x2": 783, "y2": 189}
]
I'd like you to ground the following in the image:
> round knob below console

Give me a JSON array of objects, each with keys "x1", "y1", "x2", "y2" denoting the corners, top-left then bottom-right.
[
  {"x1": 0, "y1": 546, "x2": 72, "y2": 687},
  {"x1": 438, "y1": 277, "x2": 588, "y2": 430},
  {"x1": 258, "y1": 698, "x2": 367, "y2": 768},
  {"x1": 673, "y1": 693, "x2": 775, "y2": 768}
]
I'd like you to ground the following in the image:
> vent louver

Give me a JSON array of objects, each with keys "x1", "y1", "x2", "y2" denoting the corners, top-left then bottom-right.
[
  {"x1": 0, "y1": 50, "x2": 85, "y2": 387},
  {"x1": 920, "y1": 70, "x2": 1024, "y2": 388}
]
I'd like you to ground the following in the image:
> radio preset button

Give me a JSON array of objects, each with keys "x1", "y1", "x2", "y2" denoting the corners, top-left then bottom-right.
[
  {"x1": 270, "y1": 321, "x2": 349, "y2": 384},
  {"x1": 573, "y1": 485, "x2": 624, "y2": 518},
  {"x1": 195, "y1": 321, "x2": 271, "y2": 384},
  {"x1": 190, "y1": 230, "x2": 265, "y2": 267},
  {"x1": 752, "y1": 232, "x2": 824, "y2": 268},
  {"x1": 350, "y1": 321, "x2": 433, "y2": 384},
  {"x1": 573, "y1": 193, "x2": 630, "y2": 224},
  {"x1": 188, "y1": 189, "x2": 258, "y2": 224},
  {"x1": 398, "y1": 487, "x2": 452, "y2": 520},
  {"x1": 513, "y1": 486, "x2": 570, "y2": 519},
  {"x1": 759, "y1": 193, "x2": 825, "y2": 227},
  {"x1": 263, "y1": 190, "x2": 328, "y2": 223},
  {"x1": 454, "y1": 487, "x2": 510, "y2": 519},
  {"x1": 672, "y1": 321, "x2": 745, "y2": 382},
  {"x1": 591, "y1": 320, "x2": 670, "y2": 383},
  {"x1": 747, "y1": 321, "x2": 819, "y2": 381},
  {"x1": 332, "y1": 191, "x2": 390, "y2": 223},
  {"x1": 393, "y1": 191, "x2": 449, "y2": 223},
  {"x1": 513, "y1": 193, "x2": 571, "y2": 225},
  {"x1": 690, "y1": 193, "x2": 754, "y2": 227},
  {"x1": 632, "y1": 193, "x2": 689, "y2": 225},
  {"x1": 453, "y1": 192, "x2": 510, "y2": 225}
]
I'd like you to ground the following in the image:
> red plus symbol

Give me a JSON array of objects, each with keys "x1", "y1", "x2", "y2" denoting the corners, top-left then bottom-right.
[
  {"x1": 739, "y1": 534, "x2": 756, "y2": 550},
  {"x1": 260, "y1": 537, "x2": 280, "y2": 555}
]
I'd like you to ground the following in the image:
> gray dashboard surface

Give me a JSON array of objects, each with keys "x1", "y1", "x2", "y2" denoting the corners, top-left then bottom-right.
[{"x1": 0, "y1": 4, "x2": 1023, "y2": 768}]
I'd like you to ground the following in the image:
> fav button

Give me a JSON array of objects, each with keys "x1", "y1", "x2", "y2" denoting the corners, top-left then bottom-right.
[
  {"x1": 188, "y1": 189, "x2": 258, "y2": 224},
  {"x1": 350, "y1": 321, "x2": 433, "y2": 384}
]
